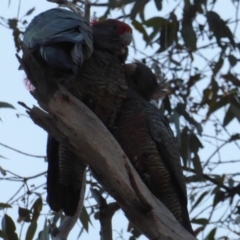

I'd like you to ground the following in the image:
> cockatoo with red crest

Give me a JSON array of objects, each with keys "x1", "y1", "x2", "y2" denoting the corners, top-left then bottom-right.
[{"x1": 23, "y1": 7, "x2": 132, "y2": 216}]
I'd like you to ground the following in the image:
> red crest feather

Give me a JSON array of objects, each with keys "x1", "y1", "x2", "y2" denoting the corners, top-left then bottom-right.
[
  {"x1": 92, "y1": 18, "x2": 132, "y2": 35},
  {"x1": 90, "y1": 17, "x2": 99, "y2": 26}
]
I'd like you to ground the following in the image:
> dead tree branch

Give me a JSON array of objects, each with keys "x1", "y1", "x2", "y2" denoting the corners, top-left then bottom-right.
[
  {"x1": 91, "y1": 188, "x2": 120, "y2": 240},
  {"x1": 84, "y1": 0, "x2": 90, "y2": 22}
]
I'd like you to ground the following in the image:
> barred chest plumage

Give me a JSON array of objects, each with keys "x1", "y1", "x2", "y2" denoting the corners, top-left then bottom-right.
[
  {"x1": 64, "y1": 50, "x2": 128, "y2": 127},
  {"x1": 111, "y1": 62, "x2": 194, "y2": 235}
]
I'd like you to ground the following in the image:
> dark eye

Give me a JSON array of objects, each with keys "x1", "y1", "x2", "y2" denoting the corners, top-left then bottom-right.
[
  {"x1": 134, "y1": 78, "x2": 138, "y2": 84},
  {"x1": 112, "y1": 25, "x2": 118, "y2": 30}
]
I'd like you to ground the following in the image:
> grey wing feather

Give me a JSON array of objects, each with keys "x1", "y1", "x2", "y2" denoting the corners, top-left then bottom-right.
[
  {"x1": 23, "y1": 8, "x2": 91, "y2": 48},
  {"x1": 39, "y1": 44, "x2": 80, "y2": 73},
  {"x1": 145, "y1": 103, "x2": 188, "y2": 203},
  {"x1": 23, "y1": 8, "x2": 93, "y2": 74}
]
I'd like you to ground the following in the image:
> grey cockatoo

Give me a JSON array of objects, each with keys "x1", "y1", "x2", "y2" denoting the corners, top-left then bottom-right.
[{"x1": 23, "y1": 7, "x2": 133, "y2": 216}]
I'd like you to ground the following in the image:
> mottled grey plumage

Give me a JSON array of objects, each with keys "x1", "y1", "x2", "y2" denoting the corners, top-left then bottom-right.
[
  {"x1": 23, "y1": 8, "x2": 93, "y2": 75},
  {"x1": 112, "y1": 63, "x2": 194, "y2": 235},
  {"x1": 63, "y1": 19, "x2": 132, "y2": 126},
  {"x1": 51, "y1": 20, "x2": 132, "y2": 216},
  {"x1": 46, "y1": 18, "x2": 131, "y2": 214}
]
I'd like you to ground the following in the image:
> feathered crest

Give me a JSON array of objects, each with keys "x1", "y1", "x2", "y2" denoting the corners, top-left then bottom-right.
[
  {"x1": 91, "y1": 16, "x2": 132, "y2": 34},
  {"x1": 90, "y1": 13, "x2": 98, "y2": 26}
]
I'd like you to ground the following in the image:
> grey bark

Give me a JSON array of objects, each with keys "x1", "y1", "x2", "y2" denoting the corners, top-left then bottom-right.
[{"x1": 91, "y1": 188, "x2": 120, "y2": 240}]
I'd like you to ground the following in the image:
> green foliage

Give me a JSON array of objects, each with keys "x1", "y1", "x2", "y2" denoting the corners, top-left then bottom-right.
[
  {"x1": 1, "y1": 214, "x2": 18, "y2": 240},
  {"x1": 205, "y1": 227, "x2": 217, "y2": 240},
  {"x1": 0, "y1": 203, "x2": 12, "y2": 209},
  {"x1": 25, "y1": 222, "x2": 37, "y2": 240},
  {"x1": 132, "y1": 20, "x2": 149, "y2": 42},
  {"x1": 192, "y1": 218, "x2": 209, "y2": 225},
  {"x1": 207, "y1": 11, "x2": 235, "y2": 48},
  {"x1": 0, "y1": 102, "x2": 14, "y2": 109},
  {"x1": 79, "y1": 206, "x2": 92, "y2": 232}
]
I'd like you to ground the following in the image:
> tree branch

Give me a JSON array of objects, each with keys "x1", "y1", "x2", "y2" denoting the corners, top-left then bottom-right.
[
  {"x1": 76, "y1": 0, "x2": 108, "y2": 7},
  {"x1": 17, "y1": 42, "x2": 197, "y2": 240},
  {"x1": 91, "y1": 188, "x2": 120, "y2": 240},
  {"x1": 0, "y1": 142, "x2": 45, "y2": 159},
  {"x1": 47, "y1": 0, "x2": 84, "y2": 16}
]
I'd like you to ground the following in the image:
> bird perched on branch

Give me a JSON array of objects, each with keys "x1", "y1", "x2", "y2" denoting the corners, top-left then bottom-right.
[
  {"x1": 112, "y1": 62, "x2": 194, "y2": 235},
  {"x1": 23, "y1": 7, "x2": 132, "y2": 125},
  {"x1": 23, "y1": 8, "x2": 132, "y2": 216}
]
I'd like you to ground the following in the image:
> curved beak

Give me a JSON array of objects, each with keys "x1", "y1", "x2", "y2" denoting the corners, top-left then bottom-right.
[
  {"x1": 121, "y1": 32, "x2": 133, "y2": 46},
  {"x1": 124, "y1": 63, "x2": 137, "y2": 77}
]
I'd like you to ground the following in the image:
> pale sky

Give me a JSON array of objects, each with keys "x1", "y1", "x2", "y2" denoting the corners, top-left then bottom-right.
[{"x1": 0, "y1": 0, "x2": 239, "y2": 239}]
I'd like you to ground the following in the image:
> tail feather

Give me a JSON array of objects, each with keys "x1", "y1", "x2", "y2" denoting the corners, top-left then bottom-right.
[
  {"x1": 181, "y1": 204, "x2": 195, "y2": 235},
  {"x1": 46, "y1": 136, "x2": 63, "y2": 212},
  {"x1": 40, "y1": 43, "x2": 79, "y2": 74},
  {"x1": 59, "y1": 145, "x2": 86, "y2": 216},
  {"x1": 62, "y1": 187, "x2": 81, "y2": 216}
]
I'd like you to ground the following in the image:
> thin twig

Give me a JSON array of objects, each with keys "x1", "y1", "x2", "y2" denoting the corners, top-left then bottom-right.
[
  {"x1": 77, "y1": 0, "x2": 108, "y2": 7},
  {"x1": 0, "y1": 142, "x2": 46, "y2": 159},
  {"x1": 17, "y1": 0, "x2": 21, "y2": 19},
  {"x1": 84, "y1": 0, "x2": 90, "y2": 22}
]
